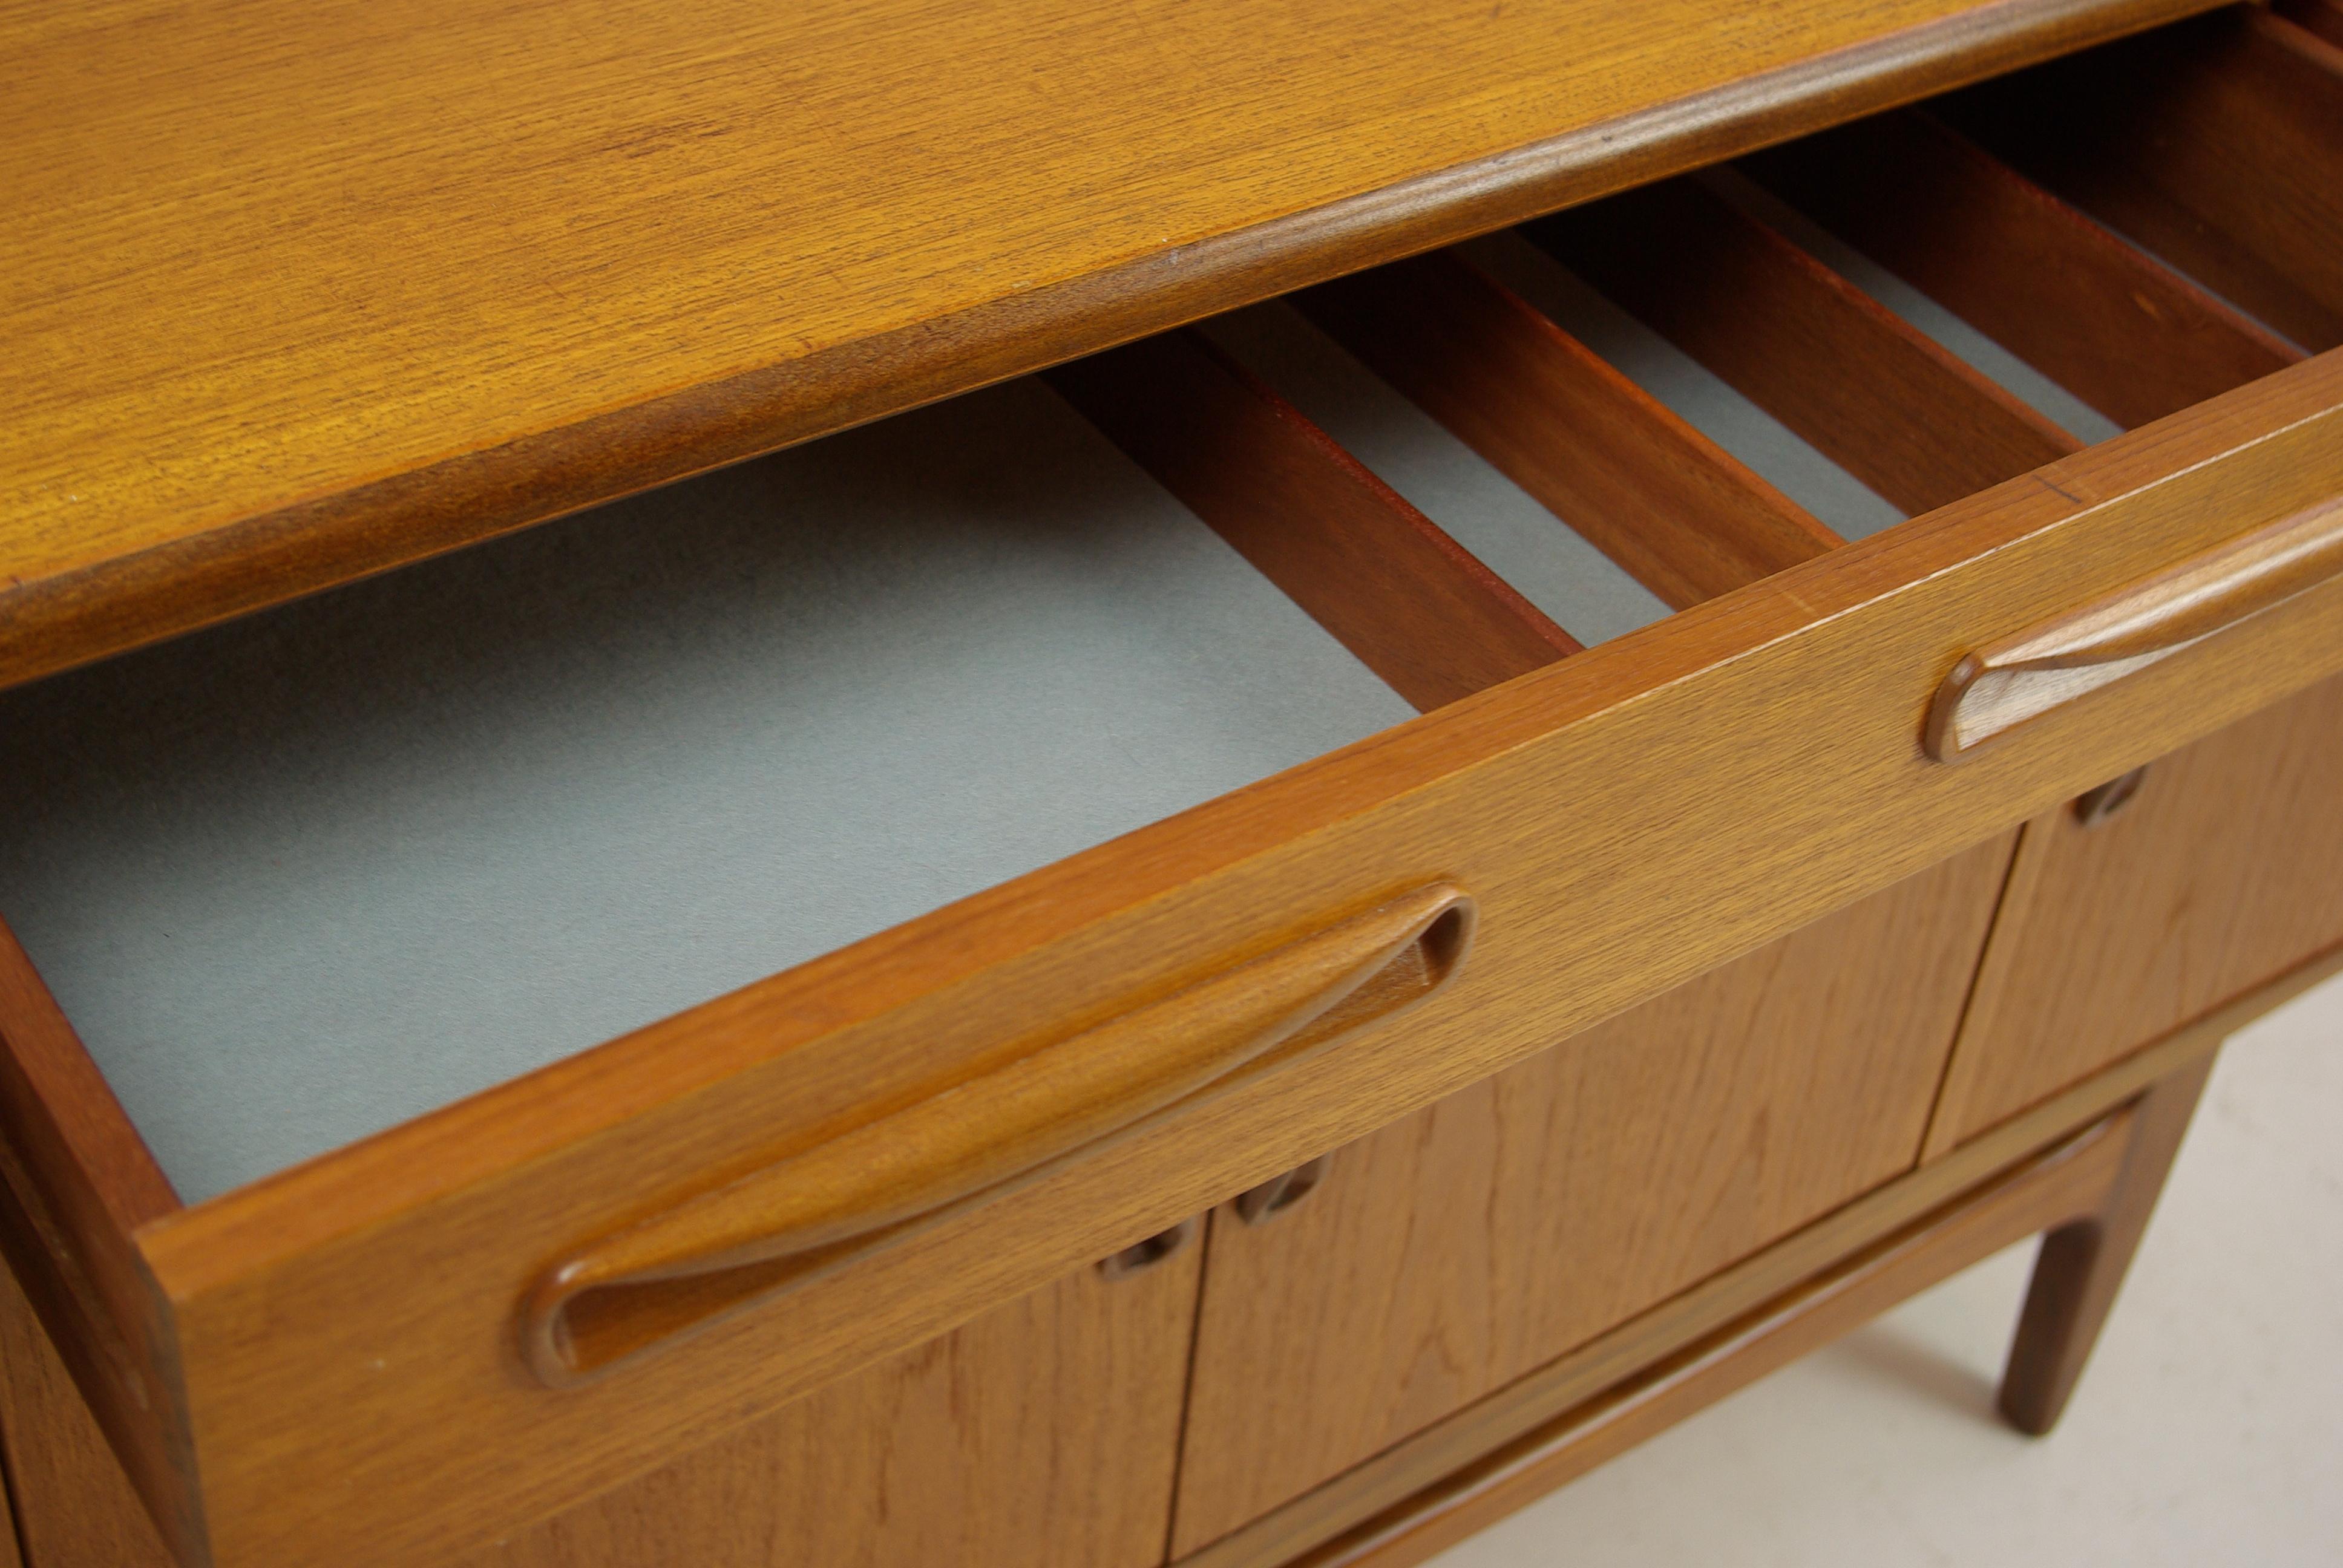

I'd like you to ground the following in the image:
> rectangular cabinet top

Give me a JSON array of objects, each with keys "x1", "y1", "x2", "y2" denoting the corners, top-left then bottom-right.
[{"x1": 0, "y1": 0, "x2": 2209, "y2": 688}]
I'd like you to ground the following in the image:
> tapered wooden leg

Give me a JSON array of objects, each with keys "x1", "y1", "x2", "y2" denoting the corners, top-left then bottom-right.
[{"x1": 1997, "y1": 1051, "x2": 2217, "y2": 1434}]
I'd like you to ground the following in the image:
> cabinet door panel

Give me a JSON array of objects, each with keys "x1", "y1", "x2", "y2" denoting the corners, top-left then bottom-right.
[
  {"x1": 0, "y1": 1241, "x2": 1198, "y2": 1568},
  {"x1": 1167, "y1": 838, "x2": 2013, "y2": 1552},
  {"x1": 1929, "y1": 673, "x2": 2343, "y2": 1152},
  {"x1": 468, "y1": 1246, "x2": 1199, "y2": 1568}
]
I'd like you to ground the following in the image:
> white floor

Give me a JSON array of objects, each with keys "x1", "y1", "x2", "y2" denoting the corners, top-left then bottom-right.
[{"x1": 1430, "y1": 970, "x2": 2343, "y2": 1567}]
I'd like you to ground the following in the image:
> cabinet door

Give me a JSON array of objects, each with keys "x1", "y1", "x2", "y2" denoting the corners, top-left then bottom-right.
[
  {"x1": 467, "y1": 1241, "x2": 1200, "y2": 1568},
  {"x1": 1166, "y1": 838, "x2": 2014, "y2": 1552},
  {"x1": 1927, "y1": 672, "x2": 2343, "y2": 1153},
  {"x1": 0, "y1": 1238, "x2": 1199, "y2": 1568}
]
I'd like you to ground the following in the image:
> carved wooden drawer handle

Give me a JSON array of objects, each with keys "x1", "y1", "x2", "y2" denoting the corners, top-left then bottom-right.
[
  {"x1": 1926, "y1": 497, "x2": 2343, "y2": 762},
  {"x1": 1231, "y1": 1153, "x2": 1332, "y2": 1224},
  {"x1": 520, "y1": 884, "x2": 1475, "y2": 1386}
]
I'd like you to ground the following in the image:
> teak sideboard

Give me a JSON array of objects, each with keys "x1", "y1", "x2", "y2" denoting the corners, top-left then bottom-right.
[{"x1": 4, "y1": 1, "x2": 2343, "y2": 1564}]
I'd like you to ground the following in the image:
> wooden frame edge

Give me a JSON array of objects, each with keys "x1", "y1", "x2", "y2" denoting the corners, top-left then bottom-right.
[
  {"x1": 0, "y1": 924, "x2": 203, "y2": 1564},
  {"x1": 0, "y1": 0, "x2": 2227, "y2": 694}
]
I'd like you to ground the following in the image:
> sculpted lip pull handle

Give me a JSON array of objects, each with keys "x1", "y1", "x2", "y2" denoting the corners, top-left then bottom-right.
[
  {"x1": 1926, "y1": 496, "x2": 2343, "y2": 762},
  {"x1": 521, "y1": 883, "x2": 1476, "y2": 1386},
  {"x1": 1096, "y1": 1217, "x2": 1204, "y2": 1280},
  {"x1": 1231, "y1": 1154, "x2": 1334, "y2": 1224}
]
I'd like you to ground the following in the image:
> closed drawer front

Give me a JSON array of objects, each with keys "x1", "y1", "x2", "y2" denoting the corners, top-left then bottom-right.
[{"x1": 4, "y1": 9, "x2": 2343, "y2": 1566}]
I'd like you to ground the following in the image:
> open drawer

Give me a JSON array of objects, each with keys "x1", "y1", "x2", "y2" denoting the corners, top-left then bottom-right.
[{"x1": 5, "y1": 8, "x2": 2343, "y2": 1565}]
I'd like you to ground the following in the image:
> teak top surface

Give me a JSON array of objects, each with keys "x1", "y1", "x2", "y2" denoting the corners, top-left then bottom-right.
[{"x1": 0, "y1": 0, "x2": 2212, "y2": 688}]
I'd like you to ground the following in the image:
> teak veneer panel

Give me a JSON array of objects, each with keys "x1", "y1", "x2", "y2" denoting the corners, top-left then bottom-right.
[
  {"x1": 467, "y1": 1257, "x2": 1198, "y2": 1568},
  {"x1": 1185, "y1": 941, "x2": 2343, "y2": 1568},
  {"x1": 0, "y1": 1241, "x2": 1198, "y2": 1568},
  {"x1": 1169, "y1": 838, "x2": 2012, "y2": 1553},
  {"x1": 1288, "y1": 1103, "x2": 2152, "y2": 1568},
  {"x1": 0, "y1": 0, "x2": 2227, "y2": 690},
  {"x1": 1927, "y1": 672, "x2": 2343, "y2": 1151},
  {"x1": 73, "y1": 350, "x2": 2343, "y2": 1567}
]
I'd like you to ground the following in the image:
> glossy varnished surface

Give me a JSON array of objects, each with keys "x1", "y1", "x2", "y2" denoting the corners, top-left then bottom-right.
[{"x1": 0, "y1": 0, "x2": 2216, "y2": 688}]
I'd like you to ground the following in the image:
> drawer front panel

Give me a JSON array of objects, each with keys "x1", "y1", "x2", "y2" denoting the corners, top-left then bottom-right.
[
  {"x1": 1929, "y1": 671, "x2": 2343, "y2": 1149},
  {"x1": 1168, "y1": 838, "x2": 2013, "y2": 1551},
  {"x1": 108, "y1": 350, "x2": 2343, "y2": 1568}
]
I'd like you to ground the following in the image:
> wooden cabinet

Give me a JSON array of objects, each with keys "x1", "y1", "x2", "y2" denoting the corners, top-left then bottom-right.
[
  {"x1": 4, "y1": 5, "x2": 2343, "y2": 1567},
  {"x1": 1928, "y1": 671, "x2": 2343, "y2": 1152},
  {"x1": 1168, "y1": 840, "x2": 2013, "y2": 1552}
]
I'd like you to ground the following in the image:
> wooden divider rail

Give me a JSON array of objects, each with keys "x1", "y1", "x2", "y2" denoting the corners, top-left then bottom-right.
[
  {"x1": 1738, "y1": 109, "x2": 2302, "y2": 426},
  {"x1": 1290, "y1": 251, "x2": 1843, "y2": 606},
  {"x1": 1942, "y1": 5, "x2": 2343, "y2": 353}
]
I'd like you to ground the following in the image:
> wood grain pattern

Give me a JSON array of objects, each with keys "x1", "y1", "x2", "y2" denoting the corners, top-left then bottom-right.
[
  {"x1": 15, "y1": 927, "x2": 2333, "y2": 1568},
  {"x1": 1528, "y1": 176, "x2": 2081, "y2": 516},
  {"x1": 1998, "y1": 1051, "x2": 2211, "y2": 1434},
  {"x1": 1740, "y1": 109, "x2": 2301, "y2": 428},
  {"x1": 1168, "y1": 838, "x2": 2013, "y2": 1553},
  {"x1": 1293, "y1": 250, "x2": 1841, "y2": 609},
  {"x1": 0, "y1": 1475, "x2": 18, "y2": 1568},
  {"x1": 1946, "y1": 7, "x2": 2343, "y2": 352},
  {"x1": 467, "y1": 1255, "x2": 1199, "y2": 1568},
  {"x1": 0, "y1": 0, "x2": 2230, "y2": 690},
  {"x1": 1048, "y1": 335, "x2": 1578, "y2": 707},
  {"x1": 0, "y1": 927, "x2": 195, "y2": 1561},
  {"x1": 1004, "y1": 939, "x2": 2343, "y2": 1568},
  {"x1": 1285, "y1": 1105, "x2": 2141, "y2": 1568},
  {"x1": 0, "y1": 1259, "x2": 174, "y2": 1568},
  {"x1": 524, "y1": 884, "x2": 1469, "y2": 1385},
  {"x1": 1925, "y1": 671, "x2": 2343, "y2": 1152},
  {"x1": 105, "y1": 351, "x2": 2343, "y2": 1567}
]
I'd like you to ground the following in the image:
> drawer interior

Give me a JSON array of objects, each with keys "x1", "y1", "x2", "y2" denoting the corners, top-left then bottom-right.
[
  {"x1": 0, "y1": 381, "x2": 1438, "y2": 1202},
  {"x1": 1, "y1": 4, "x2": 2338, "y2": 1218}
]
